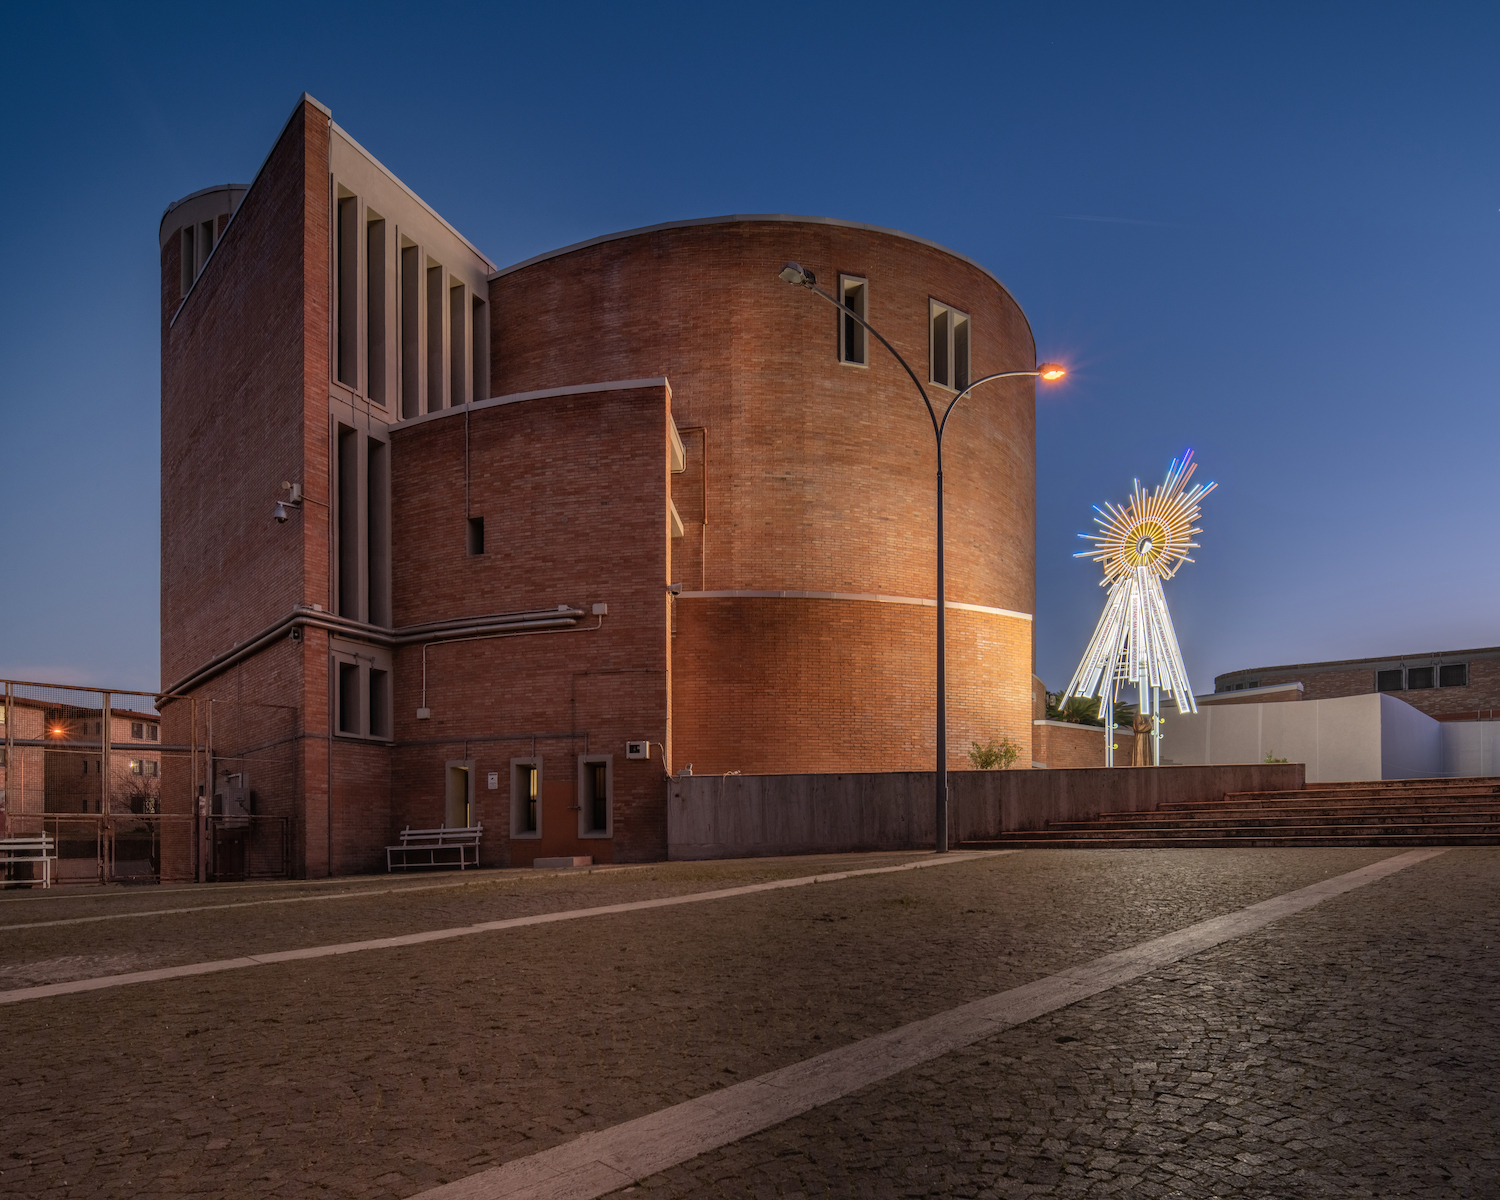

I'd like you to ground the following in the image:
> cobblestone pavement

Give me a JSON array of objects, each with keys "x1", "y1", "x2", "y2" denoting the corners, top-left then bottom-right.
[
  {"x1": 621, "y1": 849, "x2": 1499, "y2": 1199},
  {"x1": 0, "y1": 848, "x2": 1461, "y2": 1198},
  {"x1": 0, "y1": 853, "x2": 938, "y2": 988}
]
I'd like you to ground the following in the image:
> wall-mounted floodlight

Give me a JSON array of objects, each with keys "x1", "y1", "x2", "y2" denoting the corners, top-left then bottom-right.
[{"x1": 274, "y1": 481, "x2": 303, "y2": 523}]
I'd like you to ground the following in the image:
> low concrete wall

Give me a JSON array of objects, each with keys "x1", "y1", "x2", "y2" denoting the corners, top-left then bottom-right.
[{"x1": 666, "y1": 763, "x2": 1306, "y2": 859}]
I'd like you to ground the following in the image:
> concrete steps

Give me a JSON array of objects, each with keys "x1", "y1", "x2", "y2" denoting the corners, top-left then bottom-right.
[{"x1": 960, "y1": 775, "x2": 1500, "y2": 849}]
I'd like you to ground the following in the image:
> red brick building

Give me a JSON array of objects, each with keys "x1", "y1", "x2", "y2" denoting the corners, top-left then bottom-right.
[
  {"x1": 159, "y1": 94, "x2": 1042, "y2": 875},
  {"x1": 1214, "y1": 647, "x2": 1500, "y2": 721}
]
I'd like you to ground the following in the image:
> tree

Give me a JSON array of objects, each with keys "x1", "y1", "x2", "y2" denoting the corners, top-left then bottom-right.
[{"x1": 1045, "y1": 692, "x2": 1135, "y2": 728}]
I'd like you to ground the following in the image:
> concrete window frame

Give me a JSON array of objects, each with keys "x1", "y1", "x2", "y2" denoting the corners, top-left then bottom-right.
[
  {"x1": 329, "y1": 637, "x2": 394, "y2": 742},
  {"x1": 510, "y1": 756, "x2": 542, "y2": 840},
  {"x1": 577, "y1": 754, "x2": 613, "y2": 839},
  {"x1": 837, "y1": 274, "x2": 869, "y2": 367},
  {"x1": 928, "y1": 298, "x2": 971, "y2": 392},
  {"x1": 1439, "y1": 663, "x2": 1469, "y2": 688}
]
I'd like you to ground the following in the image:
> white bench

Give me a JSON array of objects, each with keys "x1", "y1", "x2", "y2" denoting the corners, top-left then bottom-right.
[
  {"x1": 386, "y1": 825, "x2": 482, "y2": 872},
  {"x1": 0, "y1": 835, "x2": 57, "y2": 889}
]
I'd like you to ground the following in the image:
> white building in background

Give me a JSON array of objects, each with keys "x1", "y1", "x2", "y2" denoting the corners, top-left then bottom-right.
[{"x1": 1160, "y1": 693, "x2": 1499, "y2": 783}]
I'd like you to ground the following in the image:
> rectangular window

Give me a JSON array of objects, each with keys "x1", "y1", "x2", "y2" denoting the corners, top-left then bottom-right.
[
  {"x1": 838, "y1": 275, "x2": 868, "y2": 365},
  {"x1": 1439, "y1": 663, "x2": 1468, "y2": 688},
  {"x1": 400, "y1": 244, "x2": 420, "y2": 418},
  {"x1": 367, "y1": 216, "x2": 387, "y2": 405},
  {"x1": 367, "y1": 438, "x2": 390, "y2": 627},
  {"x1": 511, "y1": 758, "x2": 541, "y2": 838},
  {"x1": 467, "y1": 516, "x2": 484, "y2": 556},
  {"x1": 930, "y1": 299, "x2": 970, "y2": 391},
  {"x1": 1376, "y1": 669, "x2": 1404, "y2": 692},
  {"x1": 338, "y1": 426, "x2": 359, "y2": 618},
  {"x1": 338, "y1": 662, "x2": 360, "y2": 734},
  {"x1": 148, "y1": 724, "x2": 159, "y2": 741},
  {"x1": 198, "y1": 221, "x2": 214, "y2": 276},
  {"x1": 578, "y1": 755, "x2": 612, "y2": 837},
  {"x1": 1406, "y1": 666, "x2": 1434, "y2": 690},
  {"x1": 180, "y1": 226, "x2": 195, "y2": 296},
  {"x1": 472, "y1": 296, "x2": 488, "y2": 401},
  {"x1": 131, "y1": 722, "x2": 144, "y2": 739},
  {"x1": 449, "y1": 283, "x2": 467, "y2": 406},
  {"x1": 130, "y1": 759, "x2": 143, "y2": 776},
  {"x1": 427, "y1": 263, "x2": 445, "y2": 411},
  {"x1": 336, "y1": 195, "x2": 358, "y2": 387},
  {"x1": 368, "y1": 669, "x2": 389, "y2": 739},
  {"x1": 145, "y1": 760, "x2": 159, "y2": 778}
]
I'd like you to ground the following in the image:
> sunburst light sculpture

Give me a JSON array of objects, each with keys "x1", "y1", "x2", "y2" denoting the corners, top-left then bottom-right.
[{"x1": 1061, "y1": 450, "x2": 1216, "y2": 764}]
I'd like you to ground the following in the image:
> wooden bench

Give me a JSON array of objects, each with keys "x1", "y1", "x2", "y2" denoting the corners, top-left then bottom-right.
[
  {"x1": 0, "y1": 835, "x2": 57, "y2": 889},
  {"x1": 386, "y1": 825, "x2": 482, "y2": 872}
]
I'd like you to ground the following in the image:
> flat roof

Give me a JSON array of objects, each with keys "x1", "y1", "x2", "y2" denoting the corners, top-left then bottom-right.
[{"x1": 1217, "y1": 646, "x2": 1500, "y2": 680}]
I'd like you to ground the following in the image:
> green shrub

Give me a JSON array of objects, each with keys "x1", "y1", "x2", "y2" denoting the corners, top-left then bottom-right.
[{"x1": 969, "y1": 737, "x2": 1021, "y2": 770}]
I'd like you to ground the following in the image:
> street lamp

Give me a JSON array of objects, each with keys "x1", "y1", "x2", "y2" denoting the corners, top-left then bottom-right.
[{"x1": 778, "y1": 261, "x2": 1066, "y2": 852}]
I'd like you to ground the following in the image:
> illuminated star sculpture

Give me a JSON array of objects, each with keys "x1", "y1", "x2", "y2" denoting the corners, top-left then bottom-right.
[{"x1": 1062, "y1": 450, "x2": 1216, "y2": 763}]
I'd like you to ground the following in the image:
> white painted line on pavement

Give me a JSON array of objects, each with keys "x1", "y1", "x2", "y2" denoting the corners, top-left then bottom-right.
[
  {"x1": 0, "y1": 851, "x2": 1008, "y2": 1005},
  {"x1": 413, "y1": 847, "x2": 1448, "y2": 1200}
]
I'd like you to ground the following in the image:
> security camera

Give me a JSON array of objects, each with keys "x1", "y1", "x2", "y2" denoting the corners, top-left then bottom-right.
[{"x1": 273, "y1": 502, "x2": 289, "y2": 523}]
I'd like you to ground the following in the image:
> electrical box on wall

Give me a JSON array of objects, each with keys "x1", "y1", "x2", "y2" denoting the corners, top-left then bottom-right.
[
  {"x1": 487, "y1": 772, "x2": 499, "y2": 790},
  {"x1": 625, "y1": 741, "x2": 649, "y2": 760}
]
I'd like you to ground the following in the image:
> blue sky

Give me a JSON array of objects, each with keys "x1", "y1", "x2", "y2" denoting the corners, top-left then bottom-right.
[{"x1": 2, "y1": 1, "x2": 1497, "y2": 693}]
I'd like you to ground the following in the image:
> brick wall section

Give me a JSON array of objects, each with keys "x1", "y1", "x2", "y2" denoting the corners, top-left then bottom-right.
[
  {"x1": 492, "y1": 222, "x2": 1036, "y2": 610},
  {"x1": 493, "y1": 220, "x2": 1037, "y2": 774},
  {"x1": 1032, "y1": 721, "x2": 1137, "y2": 770},
  {"x1": 388, "y1": 384, "x2": 672, "y2": 864},
  {"x1": 1248, "y1": 660, "x2": 1500, "y2": 718},
  {"x1": 671, "y1": 598, "x2": 1031, "y2": 775},
  {"x1": 1199, "y1": 686, "x2": 1302, "y2": 707},
  {"x1": 160, "y1": 99, "x2": 334, "y2": 877}
]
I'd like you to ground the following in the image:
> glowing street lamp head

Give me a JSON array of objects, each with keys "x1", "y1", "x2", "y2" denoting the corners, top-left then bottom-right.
[
  {"x1": 1037, "y1": 363, "x2": 1067, "y2": 381},
  {"x1": 777, "y1": 261, "x2": 816, "y2": 288}
]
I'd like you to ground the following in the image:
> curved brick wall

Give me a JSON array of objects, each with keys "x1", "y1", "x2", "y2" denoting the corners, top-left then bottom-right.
[{"x1": 490, "y1": 219, "x2": 1038, "y2": 773}]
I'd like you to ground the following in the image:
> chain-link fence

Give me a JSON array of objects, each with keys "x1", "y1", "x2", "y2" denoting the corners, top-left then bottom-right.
[{"x1": 1, "y1": 679, "x2": 292, "y2": 885}]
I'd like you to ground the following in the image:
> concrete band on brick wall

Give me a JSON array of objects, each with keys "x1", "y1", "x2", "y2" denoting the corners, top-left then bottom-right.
[{"x1": 677, "y1": 590, "x2": 1032, "y2": 620}]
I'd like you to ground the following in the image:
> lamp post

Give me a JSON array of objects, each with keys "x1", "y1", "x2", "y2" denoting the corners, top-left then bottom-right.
[{"x1": 777, "y1": 261, "x2": 1065, "y2": 852}]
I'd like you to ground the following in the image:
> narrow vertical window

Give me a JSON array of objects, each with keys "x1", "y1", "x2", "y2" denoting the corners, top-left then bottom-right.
[
  {"x1": 198, "y1": 221, "x2": 215, "y2": 275},
  {"x1": 929, "y1": 300, "x2": 970, "y2": 391},
  {"x1": 180, "y1": 226, "x2": 195, "y2": 295},
  {"x1": 367, "y1": 439, "x2": 390, "y2": 627},
  {"x1": 336, "y1": 196, "x2": 358, "y2": 387},
  {"x1": 449, "y1": 283, "x2": 467, "y2": 406},
  {"x1": 952, "y1": 311, "x2": 970, "y2": 392},
  {"x1": 930, "y1": 302, "x2": 951, "y2": 387},
  {"x1": 338, "y1": 662, "x2": 360, "y2": 734},
  {"x1": 466, "y1": 516, "x2": 484, "y2": 556},
  {"x1": 400, "y1": 244, "x2": 420, "y2": 418},
  {"x1": 838, "y1": 275, "x2": 867, "y2": 365},
  {"x1": 366, "y1": 216, "x2": 387, "y2": 405},
  {"x1": 368, "y1": 668, "x2": 389, "y2": 738},
  {"x1": 426, "y1": 264, "x2": 445, "y2": 411},
  {"x1": 578, "y1": 755, "x2": 612, "y2": 836},
  {"x1": 472, "y1": 296, "x2": 488, "y2": 402},
  {"x1": 337, "y1": 426, "x2": 359, "y2": 618},
  {"x1": 512, "y1": 759, "x2": 541, "y2": 836}
]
